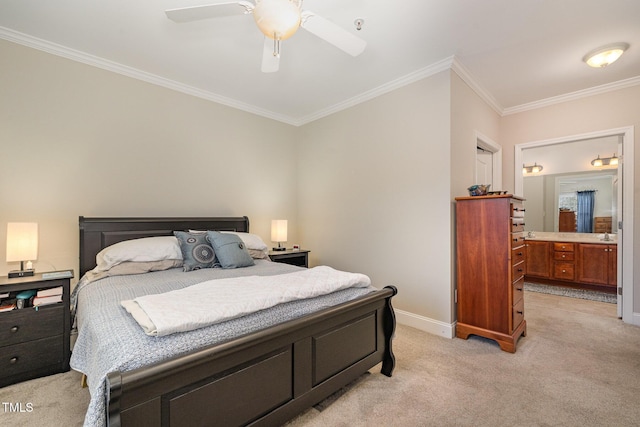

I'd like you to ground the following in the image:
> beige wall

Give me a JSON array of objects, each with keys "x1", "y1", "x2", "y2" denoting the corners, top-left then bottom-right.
[
  {"x1": 297, "y1": 71, "x2": 454, "y2": 333},
  {"x1": 450, "y1": 71, "x2": 503, "y2": 321},
  {"x1": 0, "y1": 40, "x2": 299, "y2": 281},
  {"x1": 450, "y1": 73, "x2": 502, "y2": 197},
  {"x1": 3, "y1": 37, "x2": 638, "y2": 332},
  {"x1": 500, "y1": 85, "x2": 640, "y2": 317}
]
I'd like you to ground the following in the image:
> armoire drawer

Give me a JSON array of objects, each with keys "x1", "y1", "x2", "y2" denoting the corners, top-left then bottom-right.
[
  {"x1": 512, "y1": 277, "x2": 524, "y2": 305},
  {"x1": 512, "y1": 298, "x2": 525, "y2": 331}
]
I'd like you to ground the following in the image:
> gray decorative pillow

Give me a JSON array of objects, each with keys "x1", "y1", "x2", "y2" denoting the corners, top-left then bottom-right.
[
  {"x1": 206, "y1": 231, "x2": 255, "y2": 269},
  {"x1": 173, "y1": 231, "x2": 218, "y2": 271}
]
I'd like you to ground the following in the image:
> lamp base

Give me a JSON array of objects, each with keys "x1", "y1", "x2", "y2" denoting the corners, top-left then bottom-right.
[
  {"x1": 271, "y1": 247, "x2": 287, "y2": 251},
  {"x1": 8, "y1": 269, "x2": 35, "y2": 279}
]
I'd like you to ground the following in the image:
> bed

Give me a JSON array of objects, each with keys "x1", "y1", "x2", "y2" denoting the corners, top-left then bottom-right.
[{"x1": 72, "y1": 216, "x2": 397, "y2": 427}]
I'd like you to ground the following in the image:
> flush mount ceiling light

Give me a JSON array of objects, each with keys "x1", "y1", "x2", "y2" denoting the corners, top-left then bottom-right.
[
  {"x1": 591, "y1": 154, "x2": 619, "y2": 167},
  {"x1": 583, "y1": 43, "x2": 629, "y2": 68},
  {"x1": 523, "y1": 163, "x2": 543, "y2": 174}
]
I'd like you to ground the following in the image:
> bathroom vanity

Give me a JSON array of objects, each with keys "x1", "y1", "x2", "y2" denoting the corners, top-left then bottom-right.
[{"x1": 524, "y1": 232, "x2": 617, "y2": 292}]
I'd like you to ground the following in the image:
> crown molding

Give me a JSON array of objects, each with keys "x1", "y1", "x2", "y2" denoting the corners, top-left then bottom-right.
[
  {"x1": 4, "y1": 25, "x2": 638, "y2": 125},
  {"x1": 0, "y1": 26, "x2": 299, "y2": 126},
  {"x1": 450, "y1": 58, "x2": 504, "y2": 115},
  {"x1": 503, "y1": 75, "x2": 640, "y2": 116},
  {"x1": 294, "y1": 56, "x2": 456, "y2": 125}
]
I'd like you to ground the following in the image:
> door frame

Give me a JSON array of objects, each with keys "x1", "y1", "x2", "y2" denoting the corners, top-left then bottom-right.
[
  {"x1": 476, "y1": 131, "x2": 502, "y2": 191},
  {"x1": 514, "y1": 126, "x2": 635, "y2": 325}
]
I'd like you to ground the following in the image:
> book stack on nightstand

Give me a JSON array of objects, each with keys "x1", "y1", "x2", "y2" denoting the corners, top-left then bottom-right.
[
  {"x1": 0, "y1": 270, "x2": 73, "y2": 387},
  {"x1": 268, "y1": 249, "x2": 310, "y2": 268}
]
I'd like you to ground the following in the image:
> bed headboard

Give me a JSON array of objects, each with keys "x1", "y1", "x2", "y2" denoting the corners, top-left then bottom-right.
[{"x1": 79, "y1": 216, "x2": 250, "y2": 277}]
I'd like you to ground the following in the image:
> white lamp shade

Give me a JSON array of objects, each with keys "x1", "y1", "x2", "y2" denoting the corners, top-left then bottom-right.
[
  {"x1": 6, "y1": 222, "x2": 38, "y2": 262},
  {"x1": 271, "y1": 220, "x2": 288, "y2": 242},
  {"x1": 254, "y1": 0, "x2": 302, "y2": 40}
]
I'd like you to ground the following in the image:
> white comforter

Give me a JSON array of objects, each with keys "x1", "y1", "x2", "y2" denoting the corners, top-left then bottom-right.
[{"x1": 121, "y1": 266, "x2": 371, "y2": 337}]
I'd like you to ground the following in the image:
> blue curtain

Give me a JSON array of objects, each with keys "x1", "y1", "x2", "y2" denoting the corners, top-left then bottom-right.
[{"x1": 576, "y1": 190, "x2": 595, "y2": 233}]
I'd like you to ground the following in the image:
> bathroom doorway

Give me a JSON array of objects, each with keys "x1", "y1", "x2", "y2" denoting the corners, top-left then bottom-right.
[{"x1": 515, "y1": 126, "x2": 635, "y2": 324}]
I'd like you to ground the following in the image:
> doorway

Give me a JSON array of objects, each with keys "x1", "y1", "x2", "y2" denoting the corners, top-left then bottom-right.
[
  {"x1": 475, "y1": 131, "x2": 502, "y2": 191},
  {"x1": 515, "y1": 126, "x2": 635, "y2": 325}
]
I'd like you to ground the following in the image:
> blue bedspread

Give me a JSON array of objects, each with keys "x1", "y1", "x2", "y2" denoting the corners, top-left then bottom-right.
[{"x1": 70, "y1": 260, "x2": 373, "y2": 426}]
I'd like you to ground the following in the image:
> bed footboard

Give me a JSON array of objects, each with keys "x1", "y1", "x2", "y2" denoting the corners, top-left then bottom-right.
[{"x1": 106, "y1": 286, "x2": 397, "y2": 427}]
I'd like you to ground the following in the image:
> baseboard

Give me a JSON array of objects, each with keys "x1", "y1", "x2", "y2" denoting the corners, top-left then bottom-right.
[
  {"x1": 395, "y1": 309, "x2": 455, "y2": 339},
  {"x1": 632, "y1": 311, "x2": 640, "y2": 327}
]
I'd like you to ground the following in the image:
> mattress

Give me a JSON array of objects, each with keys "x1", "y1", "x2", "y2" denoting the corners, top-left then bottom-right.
[{"x1": 70, "y1": 260, "x2": 374, "y2": 426}]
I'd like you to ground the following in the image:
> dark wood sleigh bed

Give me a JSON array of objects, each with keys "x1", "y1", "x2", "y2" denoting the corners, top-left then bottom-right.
[{"x1": 78, "y1": 216, "x2": 397, "y2": 427}]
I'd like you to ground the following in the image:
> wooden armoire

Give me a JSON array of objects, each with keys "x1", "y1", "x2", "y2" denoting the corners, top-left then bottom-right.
[{"x1": 455, "y1": 194, "x2": 527, "y2": 353}]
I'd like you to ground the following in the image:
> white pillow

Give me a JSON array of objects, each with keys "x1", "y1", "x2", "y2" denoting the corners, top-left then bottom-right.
[
  {"x1": 221, "y1": 231, "x2": 269, "y2": 259},
  {"x1": 220, "y1": 231, "x2": 268, "y2": 250},
  {"x1": 95, "y1": 236, "x2": 183, "y2": 271}
]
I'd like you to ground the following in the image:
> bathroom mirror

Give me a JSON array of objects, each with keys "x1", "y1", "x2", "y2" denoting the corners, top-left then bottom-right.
[{"x1": 521, "y1": 136, "x2": 619, "y2": 233}]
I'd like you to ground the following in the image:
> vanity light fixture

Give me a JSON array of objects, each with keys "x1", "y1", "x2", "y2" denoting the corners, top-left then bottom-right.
[
  {"x1": 583, "y1": 43, "x2": 629, "y2": 68},
  {"x1": 591, "y1": 154, "x2": 619, "y2": 167},
  {"x1": 522, "y1": 163, "x2": 543, "y2": 174}
]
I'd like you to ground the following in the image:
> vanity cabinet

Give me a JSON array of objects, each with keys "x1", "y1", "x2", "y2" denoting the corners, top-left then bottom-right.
[
  {"x1": 525, "y1": 240, "x2": 551, "y2": 278},
  {"x1": 552, "y1": 242, "x2": 575, "y2": 281},
  {"x1": 455, "y1": 194, "x2": 527, "y2": 353},
  {"x1": 577, "y1": 243, "x2": 617, "y2": 287},
  {"x1": 525, "y1": 240, "x2": 617, "y2": 290}
]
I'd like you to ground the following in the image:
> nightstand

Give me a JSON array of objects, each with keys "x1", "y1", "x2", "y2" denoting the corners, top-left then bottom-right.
[
  {"x1": 269, "y1": 249, "x2": 310, "y2": 268},
  {"x1": 0, "y1": 271, "x2": 72, "y2": 387}
]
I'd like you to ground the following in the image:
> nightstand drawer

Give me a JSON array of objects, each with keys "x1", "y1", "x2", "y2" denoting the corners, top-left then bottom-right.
[
  {"x1": 2, "y1": 335, "x2": 63, "y2": 378},
  {"x1": 269, "y1": 250, "x2": 310, "y2": 268},
  {"x1": 0, "y1": 305, "x2": 63, "y2": 346}
]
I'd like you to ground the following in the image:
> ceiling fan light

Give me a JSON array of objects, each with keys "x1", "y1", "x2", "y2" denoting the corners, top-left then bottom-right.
[
  {"x1": 254, "y1": 0, "x2": 302, "y2": 40},
  {"x1": 583, "y1": 43, "x2": 629, "y2": 68}
]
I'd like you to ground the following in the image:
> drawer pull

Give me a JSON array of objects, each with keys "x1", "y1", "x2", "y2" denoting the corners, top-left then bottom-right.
[
  {"x1": 517, "y1": 252, "x2": 523, "y2": 256},
  {"x1": 516, "y1": 311, "x2": 524, "y2": 315},
  {"x1": 562, "y1": 270, "x2": 566, "y2": 273},
  {"x1": 516, "y1": 288, "x2": 523, "y2": 292},
  {"x1": 10, "y1": 357, "x2": 18, "y2": 365},
  {"x1": 517, "y1": 268, "x2": 523, "y2": 272},
  {"x1": 10, "y1": 326, "x2": 19, "y2": 333}
]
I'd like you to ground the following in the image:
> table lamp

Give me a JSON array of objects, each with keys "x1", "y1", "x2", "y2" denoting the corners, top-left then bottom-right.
[
  {"x1": 6, "y1": 222, "x2": 38, "y2": 278},
  {"x1": 271, "y1": 219, "x2": 287, "y2": 251}
]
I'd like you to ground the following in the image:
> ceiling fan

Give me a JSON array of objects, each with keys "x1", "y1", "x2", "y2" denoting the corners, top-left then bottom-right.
[{"x1": 165, "y1": 0, "x2": 366, "y2": 73}]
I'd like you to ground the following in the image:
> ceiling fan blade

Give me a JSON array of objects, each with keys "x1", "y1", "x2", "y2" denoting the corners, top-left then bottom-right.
[
  {"x1": 301, "y1": 11, "x2": 366, "y2": 57},
  {"x1": 165, "y1": 2, "x2": 254, "y2": 23},
  {"x1": 261, "y1": 37, "x2": 280, "y2": 73}
]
